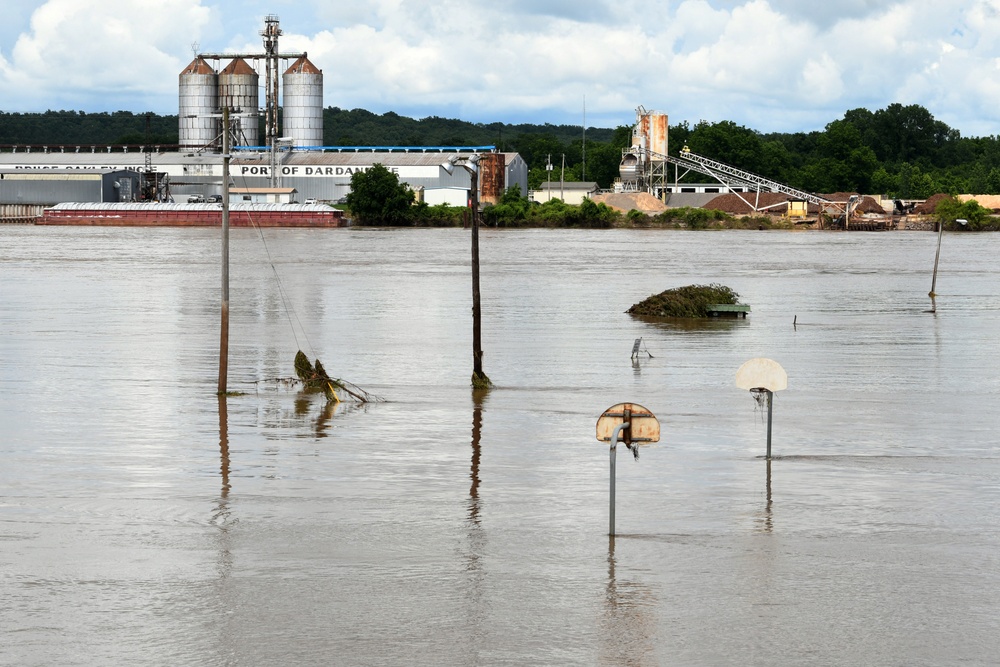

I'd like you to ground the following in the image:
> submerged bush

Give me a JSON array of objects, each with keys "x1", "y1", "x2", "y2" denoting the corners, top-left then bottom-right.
[{"x1": 627, "y1": 283, "x2": 741, "y2": 318}]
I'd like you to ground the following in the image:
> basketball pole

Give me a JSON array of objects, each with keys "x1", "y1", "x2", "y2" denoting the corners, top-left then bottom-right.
[
  {"x1": 766, "y1": 389, "x2": 773, "y2": 459},
  {"x1": 608, "y1": 421, "x2": 630, "y2": 537}
]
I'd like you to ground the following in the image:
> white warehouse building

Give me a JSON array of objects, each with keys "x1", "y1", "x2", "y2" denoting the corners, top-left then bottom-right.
[{"x1": 0, "y1": 148, "x2": 529, "y2": 206}]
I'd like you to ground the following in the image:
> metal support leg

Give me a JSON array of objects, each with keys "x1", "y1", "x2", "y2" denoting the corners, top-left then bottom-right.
[
  {"x1": 766, "y1": 389, "x2": 773, "y2": 459},
  {"x1": 609, "y1": 422, "x2": 630, "y2": 537}
]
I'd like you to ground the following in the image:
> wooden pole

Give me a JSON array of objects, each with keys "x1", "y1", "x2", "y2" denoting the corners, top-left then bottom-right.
[
  {"x1": 471, "y1": 168, "x2": 484, "y2": 381},
  {"x1": 217, "y1": 107, "x2": 230, "y2": 395}
]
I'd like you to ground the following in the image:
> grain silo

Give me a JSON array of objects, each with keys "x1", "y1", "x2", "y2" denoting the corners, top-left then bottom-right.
[
  {"x1": 282, "y1": 56, "x2": 324, "y2": 147},
  {"x1": 219, "y1": 57, "x2": 260, "y2": 147},
  {"x1": 178, "y1": 56, "x2": 219, "y2": 150}
]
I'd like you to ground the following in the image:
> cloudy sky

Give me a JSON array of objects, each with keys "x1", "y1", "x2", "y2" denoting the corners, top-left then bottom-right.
[{"x1": 1, "y1": 0, "x2": 999, "y2": 136}]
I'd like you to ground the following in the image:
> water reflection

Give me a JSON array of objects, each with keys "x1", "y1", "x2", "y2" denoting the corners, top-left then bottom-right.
[
  {"x1": 602, "y1": 537, "x2": 656, "y2": 666},
  {"x1": 289, "y1": 386, "x2": 347, "y2": 438},
  {"x1": 630, "y1": 314, "x2": 749, "y2": 333},
  {"x1": 469, "y1": 389, "x2": 486, "y2": 525},
  {"x1": 314, "y1": 400, "x2": 336, "y2": 438},
  {"x1": 463, "y1": 390, "x2": 488, "y2": 662},
  {"x1": 756, "y1": 459, "x2": 773, "y2": 533},
  {"x1": 213, "y1": 395, "x2": 237, "y2": 661},
  {"x1": 213, "y1": 396, "x2": 234, "y2": 577},
  {"x1": 216, "y1": 395, "x2": 231, "y2": 503}
]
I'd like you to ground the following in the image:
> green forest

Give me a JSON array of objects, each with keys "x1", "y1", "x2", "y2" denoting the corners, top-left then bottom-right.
[{"x1": 3, "y1": 103, "x2": 1000, "y2": 198}]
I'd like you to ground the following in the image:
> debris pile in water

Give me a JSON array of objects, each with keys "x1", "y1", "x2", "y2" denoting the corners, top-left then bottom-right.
[
  {"x1": 627, "y1": 284, "x2": 740, "y2": 319},
  {"x1": 293, "y1": 350, "x2": 379, "y2": 403}
]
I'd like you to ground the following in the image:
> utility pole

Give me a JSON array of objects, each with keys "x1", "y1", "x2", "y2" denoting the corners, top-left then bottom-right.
[
  {"x1": 546, "y1": 154, "x2": 552, "y2": 197},
  {"x1": 561, "y1": 154, "x2": 565, "y2": 202},
  {"x1": 582, "y1": 95, "x2": 586, "y2": 182},
  {"x1": 470, "y1": 165, "x2": 484, "y2": 383},
  {"x1": 217, "y1": 107, "x2": 231, "y2": 395}
]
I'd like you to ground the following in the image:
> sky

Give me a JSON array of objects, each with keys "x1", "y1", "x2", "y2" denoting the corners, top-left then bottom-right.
[{"x1": 1, "y1": 0, "x2": 999, "y2": 137}]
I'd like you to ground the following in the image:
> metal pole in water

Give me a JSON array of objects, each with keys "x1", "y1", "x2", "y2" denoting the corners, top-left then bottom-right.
[
  {"x1": 609, "y1": 421, "x2": 630, "y2": 537},
  {"x1": 929, "y1": 219, "x2": 944, "y2": 298},
  {"x1": 766, "y1": 389, "x2": 773, "y2": 459}
]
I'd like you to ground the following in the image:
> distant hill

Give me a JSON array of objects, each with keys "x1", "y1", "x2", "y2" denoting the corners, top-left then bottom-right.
[
  {"x1": 323, "y1": 107, "x2": 614, "y2": 149},
  {"x1": 0, "y1": 110, "x2": 179, "y2": 146},
  {"x1": 0, "y1": 107, "x2": 614, "y2": 149}
]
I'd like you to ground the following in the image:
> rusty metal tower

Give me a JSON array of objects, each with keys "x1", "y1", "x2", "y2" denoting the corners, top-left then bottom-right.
[{"x1": 261, "y1": 15, "x2": 282, "y2": 185}]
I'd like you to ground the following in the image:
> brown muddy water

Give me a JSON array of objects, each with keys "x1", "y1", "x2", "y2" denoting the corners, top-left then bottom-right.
[{"x1": 2, "y1": 226, "x2": 999, "y2": 666}]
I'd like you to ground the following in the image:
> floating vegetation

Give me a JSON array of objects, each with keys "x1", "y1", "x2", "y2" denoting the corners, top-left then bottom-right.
[{"x1": 627, "y1": 283, "x2": 740, "y2": 319}]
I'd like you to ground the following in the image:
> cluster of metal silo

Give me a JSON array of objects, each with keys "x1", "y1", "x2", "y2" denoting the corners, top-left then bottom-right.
[
  {"x1": 282, "y1": 56, "x2": 324, "y2": 147},
  {"x1": 178, "y1": 57, "x2": 219, "y2": 150},
  {"x1": 179, "y1": 55, "x2": 323, "y2": 149}
]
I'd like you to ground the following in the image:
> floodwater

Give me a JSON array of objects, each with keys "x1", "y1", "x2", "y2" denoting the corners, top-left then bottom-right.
[{"x1": 1, "y1": 225, "x2": 999, "y2": 666}]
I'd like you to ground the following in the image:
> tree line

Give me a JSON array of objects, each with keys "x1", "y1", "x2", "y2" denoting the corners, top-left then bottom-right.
[{"x1": 3, "y1": 103, "x2": 1000, "y2": 198}]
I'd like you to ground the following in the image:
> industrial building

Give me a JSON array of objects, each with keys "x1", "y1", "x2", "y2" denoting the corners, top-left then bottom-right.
[
  {"x1": 617, "y1": 106, "x2": 670, "y2": 196},
  {"x1": 0, "y1": 169, "x2": 141, "y2": 205},
  {"x1": 0, "y1": 15, "x2": 528, "y2": 221},
  {"x1": 0, "y1": 148, "x2": 527, "y2": 206},
  {"x1": 533, "y1": 181, "x2": 600, "y2": 205}
]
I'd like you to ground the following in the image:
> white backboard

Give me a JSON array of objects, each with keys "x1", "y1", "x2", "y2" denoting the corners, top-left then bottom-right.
[{"x1": 735, "y1": 358, "x2": 788, "y2": 392}]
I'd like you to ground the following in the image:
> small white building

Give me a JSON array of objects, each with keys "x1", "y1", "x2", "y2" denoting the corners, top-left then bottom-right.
[
  {"x1": 229, "y1": 187, "x2": 298, "y2": 204},
  {"x1": 532, "y1": 181, "x2": 599, "y2": 205}
]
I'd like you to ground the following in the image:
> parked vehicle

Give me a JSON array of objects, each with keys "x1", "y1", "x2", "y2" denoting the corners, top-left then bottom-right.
[
  {"x1": 207, "y1": 194, "x2": 222, "y2": 203},
  {"x1": 304, "y1": 198, "x2": 318, "y2": 205},
  {"x1": 187, "y1": 194, "x2": 205, "y2": 203}
]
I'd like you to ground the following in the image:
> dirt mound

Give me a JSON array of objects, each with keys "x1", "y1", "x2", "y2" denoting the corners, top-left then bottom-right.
[
  {"x1": 913, "y1": 193, "x2": 952, "y2": 215},
  {"x1": 817, "y1": 192, "x2": 885, "y2": 214},
  {"x1": 855, "y1": 196, "x2": 886, "y2": 214},
  {"x1": 821, "y1": 192, "x2": 857, "y2": 202},
  {"x1": 703, "y1": 192, "x2": 791, "y2": 214},
  {"x1": 592, "y1": 192, "x2": 667, "y2": 214}
]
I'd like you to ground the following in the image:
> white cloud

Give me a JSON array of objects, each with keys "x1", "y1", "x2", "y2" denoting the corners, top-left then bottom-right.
[
  {"x1": 3, "y1": 0, "x2": 1000, "y2": 135},
  {"x1": 1, "y1": 0, "x2": 213, "y2": 111}
]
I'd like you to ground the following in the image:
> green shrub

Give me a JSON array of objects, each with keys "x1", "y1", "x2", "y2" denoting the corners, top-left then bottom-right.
[
  {"x1": 627, "y1": 283, "x2": 741, "y2": 318},
  {"x1": 934, "y1": 196, "x2": 994, "y2": 231},
  {"x1": 654, "y1": 207, "x2": 731, "y2": 229}
]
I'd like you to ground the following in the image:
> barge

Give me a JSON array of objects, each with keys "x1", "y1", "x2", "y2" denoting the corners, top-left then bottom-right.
[{"x1": 38, "y1": 202, "x2": 347, "y2": 228}]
